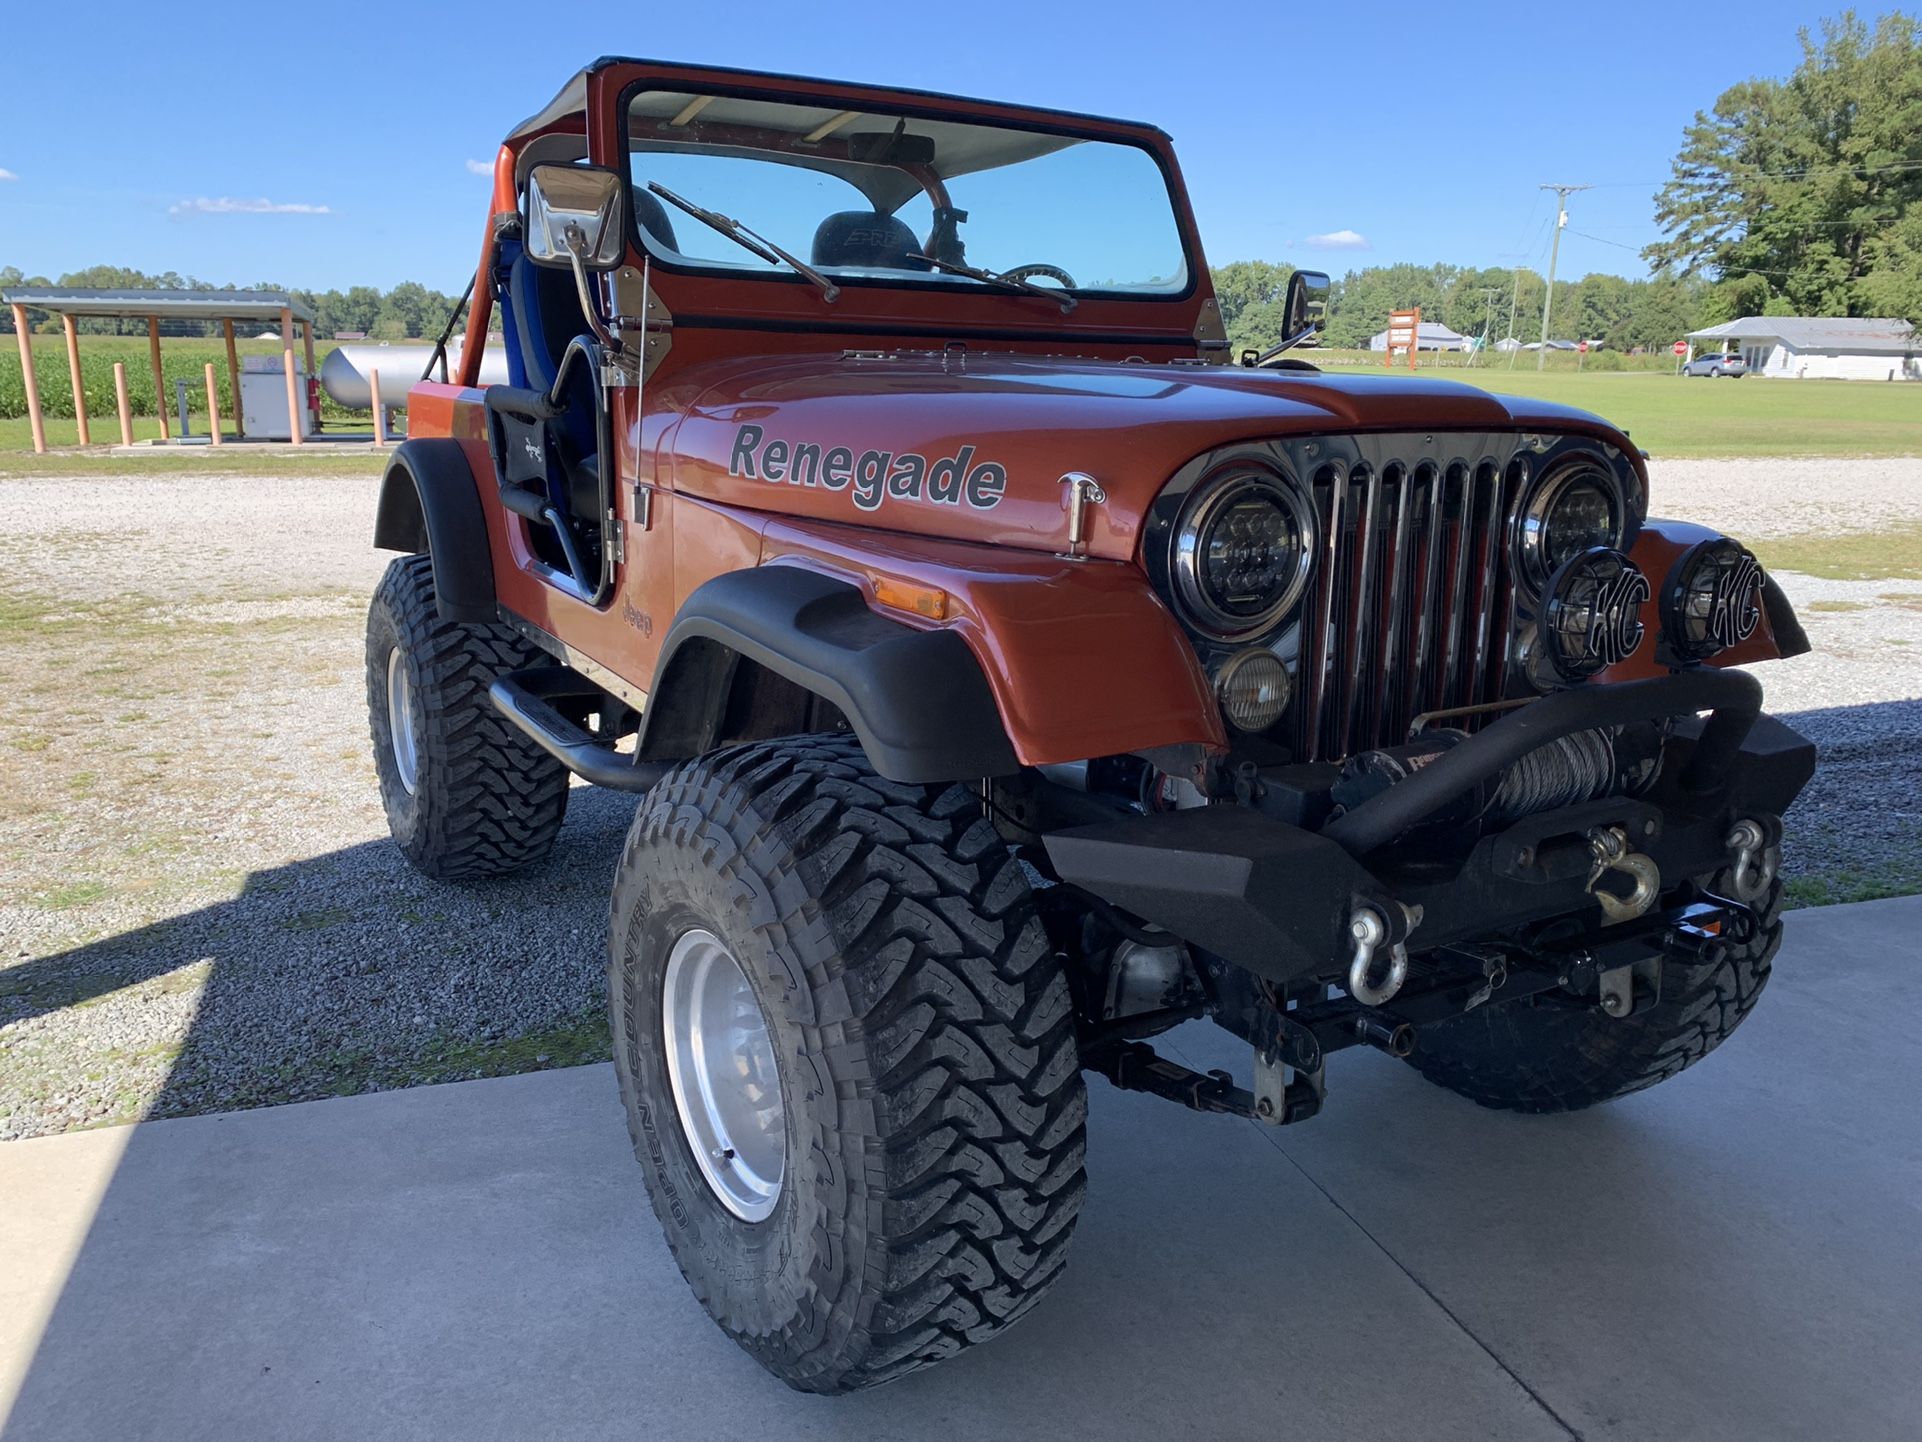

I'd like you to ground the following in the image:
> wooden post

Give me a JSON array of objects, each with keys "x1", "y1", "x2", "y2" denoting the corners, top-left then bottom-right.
[
  {"x1": 279, "y1": 306, "x2": 301, "y2": 446},
  {"x1": 302, "y1": 319, "x2": 317, "y2": 439},
  {"x1": 61, "y1": 314, "x2": 90, "y2": 446},
  {"x1": 147, "y1": 317, "x2": 170, "y2": 439},
  {"x1": 113, "y1": 362, "x2": 133, "y2": 445},
  {"x1": 204, "y1": 362, "x2": 223, "y2": 446},
  {"x1": 10, "y1": 304, "x2": 46, "y2": 453},
  {"x1": 223, "y1": 318, "x2": 244, "y2": 436},
  {"x1": 368, "y1": 367, "x2": 387, "y2": 447}
]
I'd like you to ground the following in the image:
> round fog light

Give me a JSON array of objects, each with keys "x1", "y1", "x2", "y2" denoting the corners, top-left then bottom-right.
[
  {"x1": 1543, "y1": 547, "x2": 1650, "y2": 681},
  {"x1": 1663, "y1": 538, "x2": 1763, "y2": 661},
  {"x1": 1216, "y1": 649, "x2": 1291, "y2": 732}
]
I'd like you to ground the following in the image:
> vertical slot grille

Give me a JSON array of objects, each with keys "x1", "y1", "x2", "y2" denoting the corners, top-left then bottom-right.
[{"x1": 1295, "y1": 454, "x2": 1519, "y2": 761}]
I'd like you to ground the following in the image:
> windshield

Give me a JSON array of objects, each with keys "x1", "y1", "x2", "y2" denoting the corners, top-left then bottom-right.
[{"x1": 623, "y1": 89, "x2": 1190, "y2": 298}]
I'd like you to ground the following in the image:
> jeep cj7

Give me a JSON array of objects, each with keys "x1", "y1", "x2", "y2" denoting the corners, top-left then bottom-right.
[{"x1": 365, "y1": 58, "x2": 1814, "y2": 1393}]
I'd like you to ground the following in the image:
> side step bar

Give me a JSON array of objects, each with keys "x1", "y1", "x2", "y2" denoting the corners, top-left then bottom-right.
[{"x1": 489, "y1": 667, "x2": 667, "y2": 793}]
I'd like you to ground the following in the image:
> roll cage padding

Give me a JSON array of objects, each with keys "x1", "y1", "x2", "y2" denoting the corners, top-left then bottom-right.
[
  {"x1": 371, "y1": 440, "x2": 497, "y2": 623},
  {"x1": 636, "y1": 566, "x2": 1021, "y2": 785}
]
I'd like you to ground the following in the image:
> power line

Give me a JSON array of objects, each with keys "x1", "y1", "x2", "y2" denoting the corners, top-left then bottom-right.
[{"x1": 1587, "y1": 157, "x2": 1922, "y2": 189}]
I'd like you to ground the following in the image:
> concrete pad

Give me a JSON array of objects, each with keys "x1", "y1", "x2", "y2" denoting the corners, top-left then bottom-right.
[
  {"x1": 1170, "y1": 894, "x2": 1922, "y2": 1442},
  {"x1": 1, "y1": 1064, "x2": 1559, "y2": 1440},
  {"x1": 2, "y1": 896, "x2": 1916, "y2": 1441}
]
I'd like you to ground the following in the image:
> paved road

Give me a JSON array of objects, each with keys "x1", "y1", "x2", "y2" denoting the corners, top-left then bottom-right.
[{"x1": 3, "y1": 897, "x2": 1918, "y2": 1441}]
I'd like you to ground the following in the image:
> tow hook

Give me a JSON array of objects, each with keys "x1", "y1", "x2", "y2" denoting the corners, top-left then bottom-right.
[
  {"x1": 1726, "y1": 818, "x2": 1775, "y2": 900},
  {"x1": 1347, "y1": 903, "x2": 1420, "y2": 1006},
  {"x1": 1586, "y1": 825, "x2": 1660, "y2": 925}
]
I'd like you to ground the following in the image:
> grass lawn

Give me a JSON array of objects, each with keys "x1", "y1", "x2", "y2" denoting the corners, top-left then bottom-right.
[{"x1": 1317, "y1": 365, "x2": 1922, "y2": 459}]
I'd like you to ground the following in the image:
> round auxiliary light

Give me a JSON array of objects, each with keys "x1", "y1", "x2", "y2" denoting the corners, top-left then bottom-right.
[
  {"x1": 1663, "y1": 538, "x2": 1764, "y2": 661},
  {"x1": 1542, "y1": 547, "x2": 1650, "y2": 682},
  {"x1": 1215, "y1": 649, "x2": 1292, "y2": 733},
  {"x1": 1518, "y1": 462, "x2": 1624, "y2": 592},
  {"x1": 1172, "y1": 471, "x2": 1315, "y2": 640}
]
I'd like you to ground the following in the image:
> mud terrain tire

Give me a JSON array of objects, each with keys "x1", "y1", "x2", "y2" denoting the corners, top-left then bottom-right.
[
  {"x1": 608, "y1": 736, "x2": 1087, "y2": 1393},
  {"x1": 1407, "y1": 844, "x2": 1784, "y2": 1112},
  {"x1": 366, "y1": 554, "x2": 568, "y2": 879}
]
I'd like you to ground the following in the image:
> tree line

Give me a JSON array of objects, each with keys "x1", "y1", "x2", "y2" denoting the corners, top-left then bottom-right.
[
  {"x1": 0, "y1": 264, "x2": 481, "y2": 341},
  {"x1": 1211, "y1": 260, "x2": 1708, "y2": 356}
]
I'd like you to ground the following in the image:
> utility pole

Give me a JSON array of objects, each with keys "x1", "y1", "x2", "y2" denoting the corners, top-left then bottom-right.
[
  {"x1": 1473, "y1": 285, "x2": 1500, "y2": 366},
  {"x1": 1505, "y1": 261, "x2": 1524, "y2": 369},
  {"x1": 1537, "y1": 183, "x2": 1590, "y2": 372}
]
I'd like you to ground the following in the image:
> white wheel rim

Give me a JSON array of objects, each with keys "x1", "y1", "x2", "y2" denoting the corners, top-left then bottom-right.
[
  {"x1": 662, "y1": 928, "x2": 785, "y2": 1222},
  {"x1": 386, "y1": 645, "x2": 419, "y2": 795}
]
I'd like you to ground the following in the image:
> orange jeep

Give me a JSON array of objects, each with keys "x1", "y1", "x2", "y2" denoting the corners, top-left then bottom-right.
[{"x1": 367, "y1": 58, "x2": 1814, "y2": 1393}]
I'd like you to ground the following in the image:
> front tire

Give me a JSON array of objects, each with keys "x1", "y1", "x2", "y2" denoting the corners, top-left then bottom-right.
[
  {"x1": 608, "y1": 736, "x2": 1087, "y2": 1393},
  {"x1": 365, "y1": 555, "x2": 569, "y2": 879},
  {"x1": 1407, "y1": 841, "x2": 1784, "y2": 1113}
]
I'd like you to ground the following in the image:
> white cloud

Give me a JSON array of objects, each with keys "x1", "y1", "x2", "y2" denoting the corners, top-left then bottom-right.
[
  {"x1": 1303, "y1": 228, "x2": 1370, "y2": 251},
  {"x1": 0, "y1": 168, "x2": 18, "y2": 182},
  {"x1": 169, "y1": 196, "x2": 331, "y2": 216},
  {"x1": 464, "y1": 158, "x2": 493, "y2": 176}
]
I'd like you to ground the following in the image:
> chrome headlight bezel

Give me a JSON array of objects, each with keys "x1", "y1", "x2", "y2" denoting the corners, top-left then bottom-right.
[
  {"x1": 1515, "y1": 459, "x2": 1626, "y2": 594},
  {"x1": 1169, "y1": 468, "x2": 1317, "y2": 642}
]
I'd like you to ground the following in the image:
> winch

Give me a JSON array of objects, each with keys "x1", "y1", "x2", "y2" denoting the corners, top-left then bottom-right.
[{"x1": 1327, "y1": 721, "x2": 1666, "y2": 844}]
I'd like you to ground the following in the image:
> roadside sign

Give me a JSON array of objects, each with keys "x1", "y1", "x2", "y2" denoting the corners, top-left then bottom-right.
[
  {"x1": 1577, "y1": 340, "x2": 1589, "y2": 354},
  {"x1": 1672, "y1": 340, "x2": 1688, "y2": 355}
]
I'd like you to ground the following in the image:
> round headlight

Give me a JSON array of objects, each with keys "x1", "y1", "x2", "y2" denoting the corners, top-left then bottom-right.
[
  {"x1": 1172, "y1": 472, "x2": 1314, "y2": 640},
  {"x1": 1662, "y1": 538, "x2": 1764, "y2": 661},
  {"x1": 1542, "y1": 547, "x2": 1650, "y2": 681},
  {"x1": 1215, "y1": 649, "x2": 1291, "y2": 732},
  {"x1": 1518, "y1": 463, "x2": 1623, "y2": 591}
]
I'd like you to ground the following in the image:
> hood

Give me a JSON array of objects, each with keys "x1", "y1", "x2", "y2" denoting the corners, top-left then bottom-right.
[{"x1": 662, "y1": 352, "x2": 1635, "y2": 563}]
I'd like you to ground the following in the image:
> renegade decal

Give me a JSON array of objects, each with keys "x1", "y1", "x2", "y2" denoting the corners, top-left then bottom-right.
[{"x1": 728, "y1": 425, "x2": 1008, "y2": 513}]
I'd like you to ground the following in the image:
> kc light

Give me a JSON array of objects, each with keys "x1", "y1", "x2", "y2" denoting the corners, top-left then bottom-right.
[
  {"x1": 1215, "y1": 649, "x2": 1291, "y2": 732},
  {"x1": 1518, "y1": 462, "x2": 1624, "y2": 592},
  {"x1": 1542, "y1": 547, "x2": 1650, "y2": 681},
  {"x1": 1172, "y1": 471, "x2": 1315, "y2": 640},
  {"x1": 1662, "y1": 538, "x2": 1763, "y2": 661}
]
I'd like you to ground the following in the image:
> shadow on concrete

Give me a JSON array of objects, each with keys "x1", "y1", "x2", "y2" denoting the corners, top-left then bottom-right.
[{"x1": 5, "y1": 703, "x2": 1922, "y2": 1439}]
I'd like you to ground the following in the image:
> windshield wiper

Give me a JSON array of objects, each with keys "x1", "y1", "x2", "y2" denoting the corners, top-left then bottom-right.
[
  {"x1": 647, "y1": 182, "x2": 840, "y2": 303},
  {"x1": 907, "y1": 253, "x2": 1076, "y2": 313}
]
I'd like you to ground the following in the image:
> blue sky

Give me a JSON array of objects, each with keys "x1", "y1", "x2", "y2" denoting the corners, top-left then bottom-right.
[{"x1": 0, "y1": 0, "x2": 1846, "y2": 294}]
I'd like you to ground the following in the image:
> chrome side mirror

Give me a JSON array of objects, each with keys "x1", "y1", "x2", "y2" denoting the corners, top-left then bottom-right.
[
  {"x1": 523, "y1": 164, "x2": 626, "y2": 271},
  {"x1": 1241, "y1": 270, "x2": 1334, "y2": 366},
  {"x1": 1283, "y1": 269, "x2": 1331, "y2": 339}
]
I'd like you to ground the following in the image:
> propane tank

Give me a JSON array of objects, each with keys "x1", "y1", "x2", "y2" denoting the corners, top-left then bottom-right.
[{"x1": 319, "y1": 343, "x2": 511, "y2": 410}]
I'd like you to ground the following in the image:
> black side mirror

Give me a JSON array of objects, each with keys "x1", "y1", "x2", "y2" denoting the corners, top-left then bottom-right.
[{"x1": 1283, "y1": 269, "x2": 1332, "y2": 339}]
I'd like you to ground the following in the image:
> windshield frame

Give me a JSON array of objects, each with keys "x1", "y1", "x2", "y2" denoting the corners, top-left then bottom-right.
[{"x1": 614, "y1": 75, "x2": 1201, "y2": 308}]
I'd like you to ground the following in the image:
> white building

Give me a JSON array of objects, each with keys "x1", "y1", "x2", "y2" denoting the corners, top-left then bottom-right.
[
  {"x1": 1687, "y1": 316, "x2": 1919, "y2": 381},
  {"x1": 1369, "y1": 322, "x2": 1471, "y2": 352}
]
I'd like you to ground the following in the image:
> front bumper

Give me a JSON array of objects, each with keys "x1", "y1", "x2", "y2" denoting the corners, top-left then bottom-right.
[{"x1": 1042, "y1": 670, "x2": 1815, "y2": 985}]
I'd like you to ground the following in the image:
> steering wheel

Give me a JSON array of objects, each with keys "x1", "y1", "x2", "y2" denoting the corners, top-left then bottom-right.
[{"x1": 999, "y1": 262, "x2": 1077, "y2": 289}]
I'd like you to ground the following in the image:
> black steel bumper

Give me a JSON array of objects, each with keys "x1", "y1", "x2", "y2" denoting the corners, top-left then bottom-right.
[{"x1": 1042, "y1": 670, "x2": 1815, "y2": 985}]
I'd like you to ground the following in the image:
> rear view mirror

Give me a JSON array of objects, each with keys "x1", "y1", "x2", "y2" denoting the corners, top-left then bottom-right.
[
  {"x1": 524, "y1": 164, "x2": 626, "y2": 270},
  {"x1": 1284, "y1": 270, "x2": 1331, "y2": 338}
]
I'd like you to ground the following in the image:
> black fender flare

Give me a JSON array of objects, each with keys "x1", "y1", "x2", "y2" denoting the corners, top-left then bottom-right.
[
  {"x1": 372, "y1": 439, "x2": 496, "y2": 623},
  {"x1": 635, "y1": 566, "x2": 1020, "y2": 785}
]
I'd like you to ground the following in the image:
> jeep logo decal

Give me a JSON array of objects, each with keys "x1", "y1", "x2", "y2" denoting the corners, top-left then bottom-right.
[{"x1": 727, "y1": 425, "x2": 1008, "y2": 513}]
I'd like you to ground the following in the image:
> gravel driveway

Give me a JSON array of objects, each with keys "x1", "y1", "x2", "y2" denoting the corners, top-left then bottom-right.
[{"x1": 2, "y1": 457, "x2": 1918, "y2": 1138}]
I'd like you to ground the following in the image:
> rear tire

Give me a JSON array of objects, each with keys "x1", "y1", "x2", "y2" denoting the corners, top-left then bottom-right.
[
  {"x1": 366, "y1": 554, "x2": 569, "y2": 879},
  {"x1": 608, "y1": 736, "x2": 1087, "y2": 1393},
  {"x1": 1407, "y1": 842, "x2": 1784, "y2": 1113}
]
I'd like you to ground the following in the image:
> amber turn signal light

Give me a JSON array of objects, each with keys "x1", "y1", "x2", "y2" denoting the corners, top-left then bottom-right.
[{"x1": 871, "y1": 576, "x2": 950, "y2": 621}]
